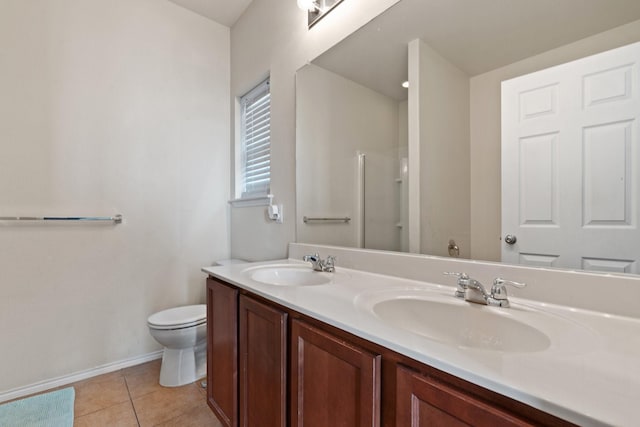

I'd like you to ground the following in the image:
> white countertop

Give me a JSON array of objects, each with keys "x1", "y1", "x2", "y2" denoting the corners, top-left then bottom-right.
[{"x1": 203, "y1": 258, "x2": 640, "y2": 427}]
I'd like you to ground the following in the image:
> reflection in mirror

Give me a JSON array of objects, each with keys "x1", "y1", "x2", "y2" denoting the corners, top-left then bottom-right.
[
  {"x1": 296, "y1": 64, "x2": 409, "y2": 252},
  {"x1": 296, "y1": 0, "x2": 640, "y2": 274},
  {"x1": 501, "y1": 42, "x2": 640, "y2": 274}
]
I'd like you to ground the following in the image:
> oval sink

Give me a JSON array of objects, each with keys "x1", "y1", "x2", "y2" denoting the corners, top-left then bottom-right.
[
  {"x1": 248, "y1": 265, "x2": 332, "y2": 286},
  {"x1": 354, "y1": 288, "x2": 599, "y2": 354},
  {"x1": 373, "y1": 297, "x2": 551, "y2": 352}
]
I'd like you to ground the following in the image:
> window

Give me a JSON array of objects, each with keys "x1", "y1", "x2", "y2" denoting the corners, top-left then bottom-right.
[{"x1": 239, "y1": 78, "x2": 271, "y2": 199}]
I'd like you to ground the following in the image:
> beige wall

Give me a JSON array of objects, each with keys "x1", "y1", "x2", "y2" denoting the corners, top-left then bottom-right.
[
  {"x1": 470, "y1": 19, "x2": 640, "y2": 262},
  {"x1": 229, "y1": 0, "x2": 401, "y2": 261},
  {"x1": 0, "y1": 0, "x2": 230, "y2": 393},
  {"x1": 415, "y1": 41, "x2": 470, "y2": 258}
]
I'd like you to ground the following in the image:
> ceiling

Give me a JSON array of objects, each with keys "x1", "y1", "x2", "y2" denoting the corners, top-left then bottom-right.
[
  {"x1": 313, "y1": 0, "x2": 640, "y2": 100},
  {"x1": 168, "y1": 0, "x2": 253, "y2": 27}
]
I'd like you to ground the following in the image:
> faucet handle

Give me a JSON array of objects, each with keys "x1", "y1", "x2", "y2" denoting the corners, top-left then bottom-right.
[
  {"x1": 493, "y1": 277, "x2": 526, "y2": 288},
  {"x1": 443, "y1": 272, "x2": 469, "y2": 298},
  {"x1": 323, "y1": 255, "x2": 336, "y2": 272},
  {"x1": 443, "y1": 272, "x2": 469, "y2": 279},
  {"x1": 490, "y1": 278, "x2": 526, "y2": 302}
]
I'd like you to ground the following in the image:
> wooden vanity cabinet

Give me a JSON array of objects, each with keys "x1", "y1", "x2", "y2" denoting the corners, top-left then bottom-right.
[
  {"x1": 290, "y1": 319, "x2": 381, "y2": 427},
  {"x1": 206, "y1": 278, "x2": 239, "y2": 427},
  {"x1": 206, "y1": 277, "x2": 287, "y2": 427},
  {"x1": 206, "y1": 277, "x2": 575, "y2": 427}
]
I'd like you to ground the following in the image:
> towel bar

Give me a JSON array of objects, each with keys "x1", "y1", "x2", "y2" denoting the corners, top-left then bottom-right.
[
  {"x1": 303, "y1": 216, "x2": 351, "y2": 223},
  {"x1": 0, "y1": 214, "x2": 123, "y2": 224}
]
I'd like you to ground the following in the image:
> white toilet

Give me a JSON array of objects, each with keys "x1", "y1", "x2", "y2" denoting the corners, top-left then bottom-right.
[{"x1": 147, "y1": 304, "x2": 207, "y2": 387}]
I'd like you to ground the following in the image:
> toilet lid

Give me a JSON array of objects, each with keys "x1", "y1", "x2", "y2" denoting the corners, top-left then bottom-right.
[{"x1": 147, "y1": 304, "x2": 206, "y2": 329}]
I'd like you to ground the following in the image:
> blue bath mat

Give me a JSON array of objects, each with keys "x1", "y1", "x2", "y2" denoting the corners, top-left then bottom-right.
[{"x1": 0, "y1": 387, "x2": 74, "y2": 427}]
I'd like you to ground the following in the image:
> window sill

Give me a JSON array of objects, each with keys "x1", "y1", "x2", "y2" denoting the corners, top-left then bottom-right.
[{"x1": 228, "y1": 194, "x2": 273, "y2": 208}]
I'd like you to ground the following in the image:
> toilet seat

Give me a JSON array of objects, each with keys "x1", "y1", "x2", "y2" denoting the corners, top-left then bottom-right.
[{"x1": 147, "y1": 305, "x2": 206, "y2": 330}]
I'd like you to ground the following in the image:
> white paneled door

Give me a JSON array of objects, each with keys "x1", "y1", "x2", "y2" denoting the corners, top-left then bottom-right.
[{"x1": 502, "y1": 42, "x2": 640, "y2": 274}]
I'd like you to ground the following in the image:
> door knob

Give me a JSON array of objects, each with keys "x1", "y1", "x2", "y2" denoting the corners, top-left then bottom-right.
[
  {"x1": 447, "y1": 239, "x2": 460, "y2": 257},
  {"x1": 504, "y1": 234, "x2": 517, "y2": 245}
]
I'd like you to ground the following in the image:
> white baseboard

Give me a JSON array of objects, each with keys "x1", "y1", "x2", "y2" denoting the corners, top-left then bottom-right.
[{"x1": 0, "y1": 350, "x2": 163, "y2": 404}]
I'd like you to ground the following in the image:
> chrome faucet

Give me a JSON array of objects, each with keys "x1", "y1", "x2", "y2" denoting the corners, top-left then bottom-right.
[
  {"x1": 444, "y1": 272, "x2": 525, "y2": 307},
  {"x1": 489, "y1": 278, "x2": 526, "y2": 308},
  {"x1": 302, "y1": 253, "x2": 336, "y2": 272}
]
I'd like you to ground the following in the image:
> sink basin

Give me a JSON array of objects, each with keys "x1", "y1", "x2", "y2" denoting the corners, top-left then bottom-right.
[
  {"x1": 247, "y1": 265, "x2": 332, "y2": 286},
  {"x1": 372, "y1": 296, "x2": 550, "y2": 352},
  {"x1": 356, "y1": 289, "x2": 595, "y2": 353}
]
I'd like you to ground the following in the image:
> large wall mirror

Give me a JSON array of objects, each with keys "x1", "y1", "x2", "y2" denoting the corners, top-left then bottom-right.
[{"x1": 296, "y1": 0, "x2": 640, "y2": 274}]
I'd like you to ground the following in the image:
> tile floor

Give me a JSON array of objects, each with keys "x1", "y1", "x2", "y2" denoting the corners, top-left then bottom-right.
[{"x1": 40, "y1": 359, "x2": 221, "y2": 426}]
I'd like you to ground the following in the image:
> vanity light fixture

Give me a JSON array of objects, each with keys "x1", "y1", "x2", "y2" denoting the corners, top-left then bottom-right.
[
  {"x1": 299, "y1": 0, "x2": 345, "y2": 28},
  {"x1": 402, "y1": 81, "x2": 409, "y2": 88},
  {"x1": 297, "y1": 0, "x2": 319, "y2": 11}
]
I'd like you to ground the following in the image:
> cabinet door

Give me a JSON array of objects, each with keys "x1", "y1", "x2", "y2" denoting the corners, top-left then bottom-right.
[
  {"x1": 291, "y1": 319, "x2": 381, "y2": 427},
  {"x1": 239, "y1": 295, "x2": 287, "y2": 427},
  {"x1": 396, "y1": 365, "x2": 533, "y2": 427},
  {"x1": 206, "y1": 278, "x2": 239, "y2": 427}
]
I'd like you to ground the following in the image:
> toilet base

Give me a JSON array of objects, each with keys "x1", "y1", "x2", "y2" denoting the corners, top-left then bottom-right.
[{"x1": 159, "y1": 341, "x2": 206, "y2": 387}]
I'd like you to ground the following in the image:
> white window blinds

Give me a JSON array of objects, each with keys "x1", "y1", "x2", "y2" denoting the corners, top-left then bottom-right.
[{"x1": 240, "y1": 78, "x2": 271, "y2": 198}]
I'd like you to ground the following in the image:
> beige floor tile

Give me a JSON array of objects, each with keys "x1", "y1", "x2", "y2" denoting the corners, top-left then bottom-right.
[
  {"x1": 73, "y1": 374, "x2": 130, "y2": 417},
  {"x1": 155, "y1": 401, "x2": 223, "y2": 427},
  {"x1": 196, "y1": 378, "x2": 208, "y2": 397},
  {"x1": 122, "y1": 358, "x2": 161, "y2": 377},
  {"x1": 74, "y1": 401, "x2": 139, "y2": 427},
  {"x1": 132, "y1": 383, "x2": 203, "y2": 427},
  {"x1": 76, "y1": 370, "x2": 124, "y2": 384},
  {"x1": 25, "y1": 360, "x2": 221, "y2": 427},
  {"x1": 124, "y1": 363, "x2": 164, "y2": 399}
]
